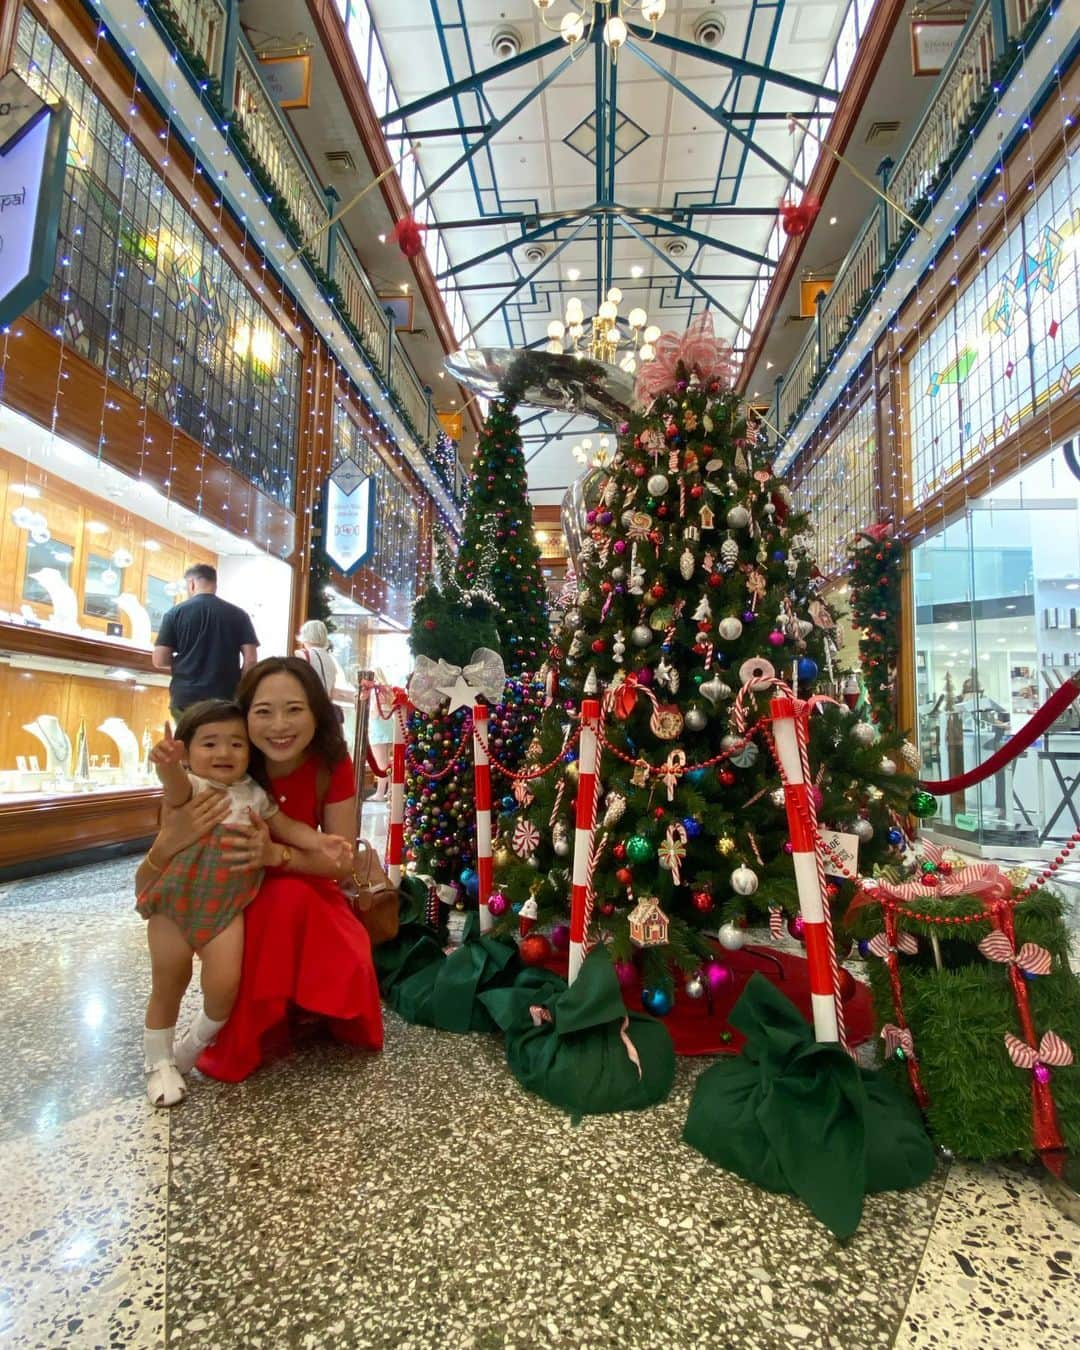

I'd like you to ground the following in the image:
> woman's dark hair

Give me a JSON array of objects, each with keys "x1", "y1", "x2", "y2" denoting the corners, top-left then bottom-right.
[
  {"x1": 173, "y1": 699, "x2": 245, "y2": 748},
  {"x1": 235, "y1": 656, "x2": 348, "y2": 785}
]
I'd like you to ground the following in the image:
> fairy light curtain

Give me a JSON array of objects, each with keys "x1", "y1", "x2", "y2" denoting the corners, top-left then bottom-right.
[
  {"x1": 792, "y1": 397, "x2": 876, "y2": 578},
  {"x1": 907, "y1": 157, "x2": 1080, "y2": 511},
  {"x1": 13, "y1": 11, "x2": 301, "y2": 509}
]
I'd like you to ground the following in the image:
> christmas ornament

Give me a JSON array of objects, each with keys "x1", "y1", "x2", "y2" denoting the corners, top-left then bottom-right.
[
  {"x1": 684, "y1": 975, "x2": 706, "y2": 1000},
  {"x1": 552, "y1": 820, "x2": 571, "y2": 857},
  {"x1": 518, "y1": 896, "x2": 538, "y2": 936},
  {"x1": 726, "y1": 505, "x2": 750, "y2": 529},
  {"x1": 549, "y1": 922, "x2": 570, "y2": 951},
  {"x1": 626, "y1": 835, "x2": 655, "y2": 864},
  {"x1": 900, "y1": 741, "x2": 921, "y2": 771},
  {"x1": 519, "y1": 933, "x2": 553, "y2": 966},
  {"x1": 650, "y1": 703, "x2": 684, "y2": 740},
  {"x1": 487, "y1": 891, "x2": 509, "y2": 918},
  {"x1": 628, "y1": 895, "x2": 669, "y2": 946},
  {"x1": 796, "y1": 657, "x2": 819, "y2": 683},
  {"x1": 739, "y1": 657, "x2": 775, "y2": 685},
  {"x1": 603, "y1": 792, "x2": 627, "y2": 827},
  {"x1": 647, "y1": 474, "x2": 670, "y2": 497},
  {"x1": 720, "y1": 734, "x2": 759, "y2": 769},
  {"x1": 730, "y1": 865, "x2": 759, "y2": 896},
  {"x1": 658, "y1": 823, "x2": 688, "y2": 884},
  {"x1": 512, "y1": 820, "x2": 541, "y2": 858},
  {"x1": 614, "y1": 959, "x2": 637, "y2": 988},
  {"x1": 851, "y1": 721, "x2": 879, "y2": 746},
  {"x1": 717, "y1": 616, "x2": 743, "y2": 641},
  {"x1": 909, "y1": 790, "x2": 938, "y2": 819},
  {"x1": 887, "y1": 826, "x2": 905, "y2": 847},
  {"x1": 700, "y1": 675, "x2": 732, "y2": 706},
  {"x1": 852, "y1": 818, "x2": 874, "y2": 842},
  {"x1": 715, "y1": 836, "x2": 735, "y2": 855},
  {"x1": 631, "y1": 625, "x2": 652, "y2": 647},
  {"x1": 692, "y1": 890, "x2": 714, "y2": 913},
  {"x1": 685, "y1": 706, "x2": 707, "y2": 732},
  {"x1": 704, "y1": 959, "x2": 731, "y2": 989},
  {"x1": 767, "y1": 630, "x2": 785, "y2": 647},
  {"x1": 718, "y1": 922, "x2": 748, "y2": 951},
  {"x1": 879, "y1": 757, "x2": 897, "y2": 775},
  {"x1": 641, "y1": 986, "x2": 674, "y2": 1017},
  {"x1": 719, "y1": 537, "x2": 739, "y2": 570},
  {"x1": 679, "y1": 549, "x2": 695, "y2": 580}
]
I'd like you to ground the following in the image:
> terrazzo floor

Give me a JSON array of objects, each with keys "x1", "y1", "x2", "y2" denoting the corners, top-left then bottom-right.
[{"x1": 0, "y1": 841, "x2": 1077, "y2": 1349}]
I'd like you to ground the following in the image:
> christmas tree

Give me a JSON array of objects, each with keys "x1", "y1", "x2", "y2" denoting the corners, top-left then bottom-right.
[
  {"x1": 454, "y1": 399, "x2": 549, "y2": 676},
  {"x1": 494, "y1": 318, "x2": 919, "y2": 1002}
]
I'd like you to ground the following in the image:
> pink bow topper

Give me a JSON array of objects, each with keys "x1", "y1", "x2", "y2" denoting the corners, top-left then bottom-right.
[
  {"x1": 867, "y1": 931, "x2": 918, "y2": 959},
  {"x1": 881, "y1": 1024, "x2": 916, "y2": 1059},
  {"x1": 1005, "y1": 1030, "x2": 1073, "y2": 1070},
  {"x1": 978, "y1": 931, "x2": 1053, "y2": 977},
  {"x1": 634, "y1": 310, "x2": 737, "y2": 403},
  {"x1": 869, "y1": 841, "x2": 1013, "y2": 906}
]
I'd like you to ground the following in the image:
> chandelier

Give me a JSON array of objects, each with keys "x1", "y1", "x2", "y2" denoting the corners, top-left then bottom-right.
[
  {"x1": 532, "y1": 0, "x2": 667, "y2": 54},
  {"x1": 546, "y1": 288, "x2": 661, "y2": 375},
  {"x1": 571, "y1": 435, "x2": 613, "y2": 468}
]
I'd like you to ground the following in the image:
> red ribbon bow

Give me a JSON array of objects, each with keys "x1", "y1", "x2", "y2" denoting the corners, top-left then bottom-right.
[
  {"x1": 867, "y1": 931, "x2": 918, "y2": 959},
  {"x1": 390, "y1": 214, "x2": 426, "y2": 258},
  {"x1": 978, "y1": 931, "x2": 1053, "y2": 977},
  {"x1": 779, "y1": 194, "x2": 821, "y2": 237},
  {"x1": 1004, "y1": 1030, "x2": 1073, "y2": 1071}
]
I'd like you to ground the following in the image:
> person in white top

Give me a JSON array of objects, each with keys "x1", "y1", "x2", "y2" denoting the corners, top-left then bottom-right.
[{"x1": 296, "y1": 620, "x2": 338, "y2": 697}]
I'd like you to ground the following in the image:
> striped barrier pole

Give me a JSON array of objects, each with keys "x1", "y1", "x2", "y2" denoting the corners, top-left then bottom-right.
[
  {"x1": 473, "y1": 702, "x2": 494, "y2": 933},
  {"x1": 568, "y1": 698, "x2": 601, "y2": 984},
  {"x1": 770, "y1": 692, "x2": 846, "y2": 1047},
  {"x1": 386, "y1": 705, "x2": 406, "y2": 887}
]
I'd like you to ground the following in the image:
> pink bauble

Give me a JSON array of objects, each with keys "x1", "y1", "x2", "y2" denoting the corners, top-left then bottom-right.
[
  {"x1": 705, "y1": 959, "x2": 731, "y2": 989},
  {"x1": 783, "y1": 840, "x2": 794, "y2": 854},
  {"x1": 1034, "y1": 1063, "x2": 1052, "y2": 1085},
  {"x1": 809, "y1": 785, "x2": 824, "y2": 811},
  {"x1": 614, "y1": 959, "x2": 637, "y2": 989},
  {"x1": 549, "y1": 922, "x2": 570, "y2": 951},
  {"x1": 487, "y1": 891, "x2": 509, "y2": 918},
  {"x1": 613, "y1": 539, "x2": 627, "y2": 554},
  {"x1": 636, "y1": 667, "x2": 652, "y2": 686},
  {"x1": 767, "y1": 630, "x2": 786, "y2": 647}
]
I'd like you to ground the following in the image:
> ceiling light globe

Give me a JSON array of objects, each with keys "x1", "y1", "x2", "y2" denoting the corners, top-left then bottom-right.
[
  {"x1": 606, "y1": 287, "x2": 623, "y2": 304},
  {"x1": 639, "y1": 343, "x2": 655, "y2": 361},
  {"x1": 547, "y1": 319, "x2": 566, "y2": 339},
  {"x1": 598, "y1": 300, "x2": 618, "y2": 322},
  {"x1": 532, "y1": 0, "x2": 554, "y2": 9},
  {"x1": 628, "y1": 307, "x2": 647, "y2": 329},
  {"x1": 643, "y1": 324, "x2": 662, "y2": 343},
  {"x1": 642, "y1": 0, "x2": 666, "y2": 22},
  {"x1": 603, "y1": 15, "x2": 628, "y2": 47},
  {"x1": 565, "y1": 297, "x2": 584, "y2": 324},
  {"x1": 546, "y1": 339, "x2": 565, "y2": 354},
  {"x1": 619, "y1": 354, "x2": 637, "y2": 373},
  {"x1": 561, "y1": 12, "x2": 585, "y2": 42},
  {"x1": 581, "y1": 438, "x2": 593, "y2": 451}
]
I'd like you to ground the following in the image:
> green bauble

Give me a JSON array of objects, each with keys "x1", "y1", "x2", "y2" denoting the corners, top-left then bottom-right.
[
  {"x1": 909, "y1": 790, "x2": 938, "y2": 819},
  {"x1": 626, "y1": 835, "x2": 655, "y2": 864}
]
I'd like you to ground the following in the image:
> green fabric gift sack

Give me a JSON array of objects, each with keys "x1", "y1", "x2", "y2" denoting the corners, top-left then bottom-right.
[
  {"x1": 391, "y1": 918, "x2": 520, "y2": 1033},
  {"x1": 683, "y1": 975, "x2": 934, "y2": 1239},
  {"x1": 480, "y1": 949, "x2": 676, "y2": 1116}
]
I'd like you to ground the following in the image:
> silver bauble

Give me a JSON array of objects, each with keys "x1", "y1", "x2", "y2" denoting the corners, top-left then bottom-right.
[
  {"x1": 611, "y1": 567, "x2": 626, "y2": 582},
  {"x1": 851, "y1": 721, "x2": 879, "y2": 746},
  {"x1": 564, "y1": 608, "x2": 581, "y2": 629},
  {"x1": 726, "y1": 505, "x2": 751, "y2": 529},
  {"x1": 879, "y1": 757, "x2": 897, "y2": 775},
  {"x1": 684, "y1": 975, "x2": 706, "y2": 1000},
  {"x1": 553, "y1": 838, "x2": 570, "y2": 857},
  {"x1": 700, "y1": 675, "x2": 732, "y2": 706},
  {"x1": 717, "y1": 616, "x2": 743, "y2": 641},
  {"x1": 685, "y1": 707, "x2": 707, "y2": 732},
  {"x1": 631, "y1": 625, "x2": 653, "y2": 647},
  {"x1": 647, "y1": 473, "x2": 670, "y2": 496},
  {"x1": 718, "y1": 922, "x2": 748, "y2": 951},
  {"x1": 853, "y1": 818, "x2": 874, "y2": 842},
  {"x1": 770, "y1": 787, "x2": 786, "y2": 807},
  {"x1": 730, "y1": 865, "x2": 759, "y2": 896}
]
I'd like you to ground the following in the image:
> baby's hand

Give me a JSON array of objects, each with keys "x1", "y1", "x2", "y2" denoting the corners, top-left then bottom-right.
[
  {"x1": 149, "y1": 723, "x2": 185, "y2": 771},
  {"x1": 318, "y1": 833, "x2": 354, "y2": 869}
]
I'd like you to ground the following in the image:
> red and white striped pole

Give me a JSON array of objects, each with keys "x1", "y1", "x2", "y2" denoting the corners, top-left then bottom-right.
[
  {"x1": 568, "y1": 698, "x2": 601, "y2": 984},
  {"x1": 386, "y1": 705, "x2": 406, "y2": 887},
  {"x1": 770, "y1": 692, "x2": 846, "y2": 1047},
  {"x1": 473, "y1": 702, "x2": 494, "y2": 933}
]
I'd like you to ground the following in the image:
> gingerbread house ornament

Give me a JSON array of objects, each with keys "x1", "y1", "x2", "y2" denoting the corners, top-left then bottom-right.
[
  {"x1": 628, "y1": 896, "x2": 671, "y2": 948},
  {"x1": 699, "y1": 503, "x2": 715, "y2": 530}
]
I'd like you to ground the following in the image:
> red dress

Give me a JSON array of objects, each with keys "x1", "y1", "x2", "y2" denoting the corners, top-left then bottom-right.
[{"x1": 197, "y1": 754, "x2": 384, "y2": 1082}]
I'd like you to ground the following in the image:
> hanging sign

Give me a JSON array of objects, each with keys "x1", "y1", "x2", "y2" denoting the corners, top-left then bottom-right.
[
  {"x1": 910, "y1": 18, "x2": 967, "y2": 77},
  {"x1": 256, "y1": 54, "x2": 313, "y2": 109},
  {"x1": 324, "y1": 457, "x2": 375, "y2": 576},
  {"x1": 0, "y1": 69, "x2": 71, "y2": 328}
]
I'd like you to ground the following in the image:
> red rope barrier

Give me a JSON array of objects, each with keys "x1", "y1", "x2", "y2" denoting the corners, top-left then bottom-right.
[{"x1": 919, "y1": 674, "x2": 1080, "y2": 795}]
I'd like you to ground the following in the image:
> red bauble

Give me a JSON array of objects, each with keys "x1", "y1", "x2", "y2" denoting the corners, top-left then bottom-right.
[
  {"x1": 613, "y1": 842, "x2": 627, "y2": 861},
  {"x1": 591, "y1": 639, "x2": 606, "y2": 654},
  {"x1": 690, "y1": 484, "x2": 704, "y2": 499},
  {"x1": 651, "y1": 583, "x2": 666, "y2": 599},
  {"x1": 389, "y1": 213, "x2": 427, "y2": 257},
  {"x1": 778, "y1": 195, "x2": 821, "y2": 238},
  {"x1": 653, "y1": 806, "x2": 666, "y2": 820},
  {"x1": 708, "y1": 573, "x2": 723, "y2": 589},
  {"x1": 692, "y1": 890, "x2": 714, "y2": 913},
  {"x1": 838, "y1": 969, "x2": 858, "y2": 1001},
  {"x1": 719, "y1": 769, "x2": 736, "y2": 787},
  {"x1": 519, "y1": 934, "x2": 553, "y2": 967},
  {"x1": 615, "y1": 867, "x2": 632, "y2": 886},
  {"x1": 599, "y1": 902, "x2": 616, "y2": 917}
]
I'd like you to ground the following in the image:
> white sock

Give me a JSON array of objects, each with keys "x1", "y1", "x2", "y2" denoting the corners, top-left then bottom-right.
[
  {"x1": 173, "y1": 1008, "x2": 227, "y2": 1073},
  {"x1": 144, "y1": 1025, "x2": 176, "y2": 1070}
]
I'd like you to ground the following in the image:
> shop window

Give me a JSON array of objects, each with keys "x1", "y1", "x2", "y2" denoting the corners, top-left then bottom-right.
[
  {"x1": 911, "y1": 444, "x2": 1080, "y2": 850},
  {"x1": 145, "y1": 576, "x2": 178, "y2": 631},
  {"x1": 84, "y1": 553, "x2": 125, "y2": 620},
  {"x1": 792, "y1": 398, "x2": 876, "y2": 577},
  {"x1": 22, "y1": 538, "x2": 75, "y2": 605}
]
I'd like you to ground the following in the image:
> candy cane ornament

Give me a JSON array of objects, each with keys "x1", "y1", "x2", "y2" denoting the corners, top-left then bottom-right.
[
  {"x1": 386, "y1": 704, "x2": 407, "y2": 887},
  {"x1": 770, "y1": 692, "x2": 847, "y2": 1047},
  {"x1": 473, "y1": 702, "x2": 494, "y2": 933},
  {"x1": 568, "y1": 698, "x2": 601, "y2": 984}
]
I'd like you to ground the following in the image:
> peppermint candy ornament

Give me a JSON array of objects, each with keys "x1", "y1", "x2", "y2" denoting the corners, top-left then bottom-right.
[{"x1": 512, "y1": 820, "x2": 541, "y2": 858}]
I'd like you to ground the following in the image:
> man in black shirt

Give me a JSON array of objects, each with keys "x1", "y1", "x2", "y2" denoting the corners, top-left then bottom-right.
[{"x1": 153, "y1": 564, "x2": 259, "y2": 717}]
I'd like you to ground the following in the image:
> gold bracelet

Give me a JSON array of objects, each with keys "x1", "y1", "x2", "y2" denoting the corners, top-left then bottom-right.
[{"x1": 145, "y1": 847, "x2": 166, "y2": 872}]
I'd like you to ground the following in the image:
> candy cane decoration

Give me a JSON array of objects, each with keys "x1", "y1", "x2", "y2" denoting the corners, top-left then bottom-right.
[
  {"x1": 473, "y1": 702, "x2": 494, "y2": 933},
  {"x1": 386, "y1": 705, "x2": 407, "y2": 887},
  {"x1": 770, "y1": 691, "x2": 847, "y2": 1047},
  {"x1": 568, "y1": 698, "x2": 601, "y2": 984}
]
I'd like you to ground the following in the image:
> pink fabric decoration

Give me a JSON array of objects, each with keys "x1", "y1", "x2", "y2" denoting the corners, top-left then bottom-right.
[{"x1": 634, "y1": 311, "x2": 737, "y2": 403}]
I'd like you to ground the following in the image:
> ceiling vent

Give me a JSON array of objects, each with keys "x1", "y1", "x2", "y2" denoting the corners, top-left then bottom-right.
[
  {"x1": 693, "y1": 12, "x2": 727, "y2": 49},
  {"x1": 521, "y1": 242, "x2": 550, "y2": 264},
  {"x1": 865, "y1": 120, "x2": 901, "y2": 148},
  {"x1": 325, "y1": 149, "x2": 357, "y2": 172},
  {"x1": 663, "y1": 236, "x2": 690, "y2": 259},
  {"x1": 491, "y1": 27, "x2": 523, "y2": 59}
]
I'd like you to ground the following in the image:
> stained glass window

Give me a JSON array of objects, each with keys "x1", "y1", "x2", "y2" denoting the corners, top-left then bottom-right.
[
  {"x1": 907, "y1": 156, "x2": 1080, "y2": 508},
  {"x1": 792, "y1": 397, "x2": 876, "y2": 577},
  {"x1": 14, "y1": 11, "x2": 301, "y2": 509}
]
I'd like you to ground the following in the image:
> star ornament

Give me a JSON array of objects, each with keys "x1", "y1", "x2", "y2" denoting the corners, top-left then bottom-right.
[{"x1": 438, "y1": 674, "x2": 476, "y2": 714}]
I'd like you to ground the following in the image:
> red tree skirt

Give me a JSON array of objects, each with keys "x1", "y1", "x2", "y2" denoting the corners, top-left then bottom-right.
[{"x1": 584, "y1": 944, "x2": 872, "y2": 1056}]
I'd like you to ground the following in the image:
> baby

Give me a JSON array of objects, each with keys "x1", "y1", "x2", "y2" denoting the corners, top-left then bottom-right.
[{"x1": 137, "y1": 700, "x2": 351, "y2": 1106}]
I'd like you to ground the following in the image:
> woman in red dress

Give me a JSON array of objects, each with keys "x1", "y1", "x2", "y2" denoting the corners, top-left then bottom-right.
[{"x1": 137, "y1": 657, "x2": 383, "y2": 1083}]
